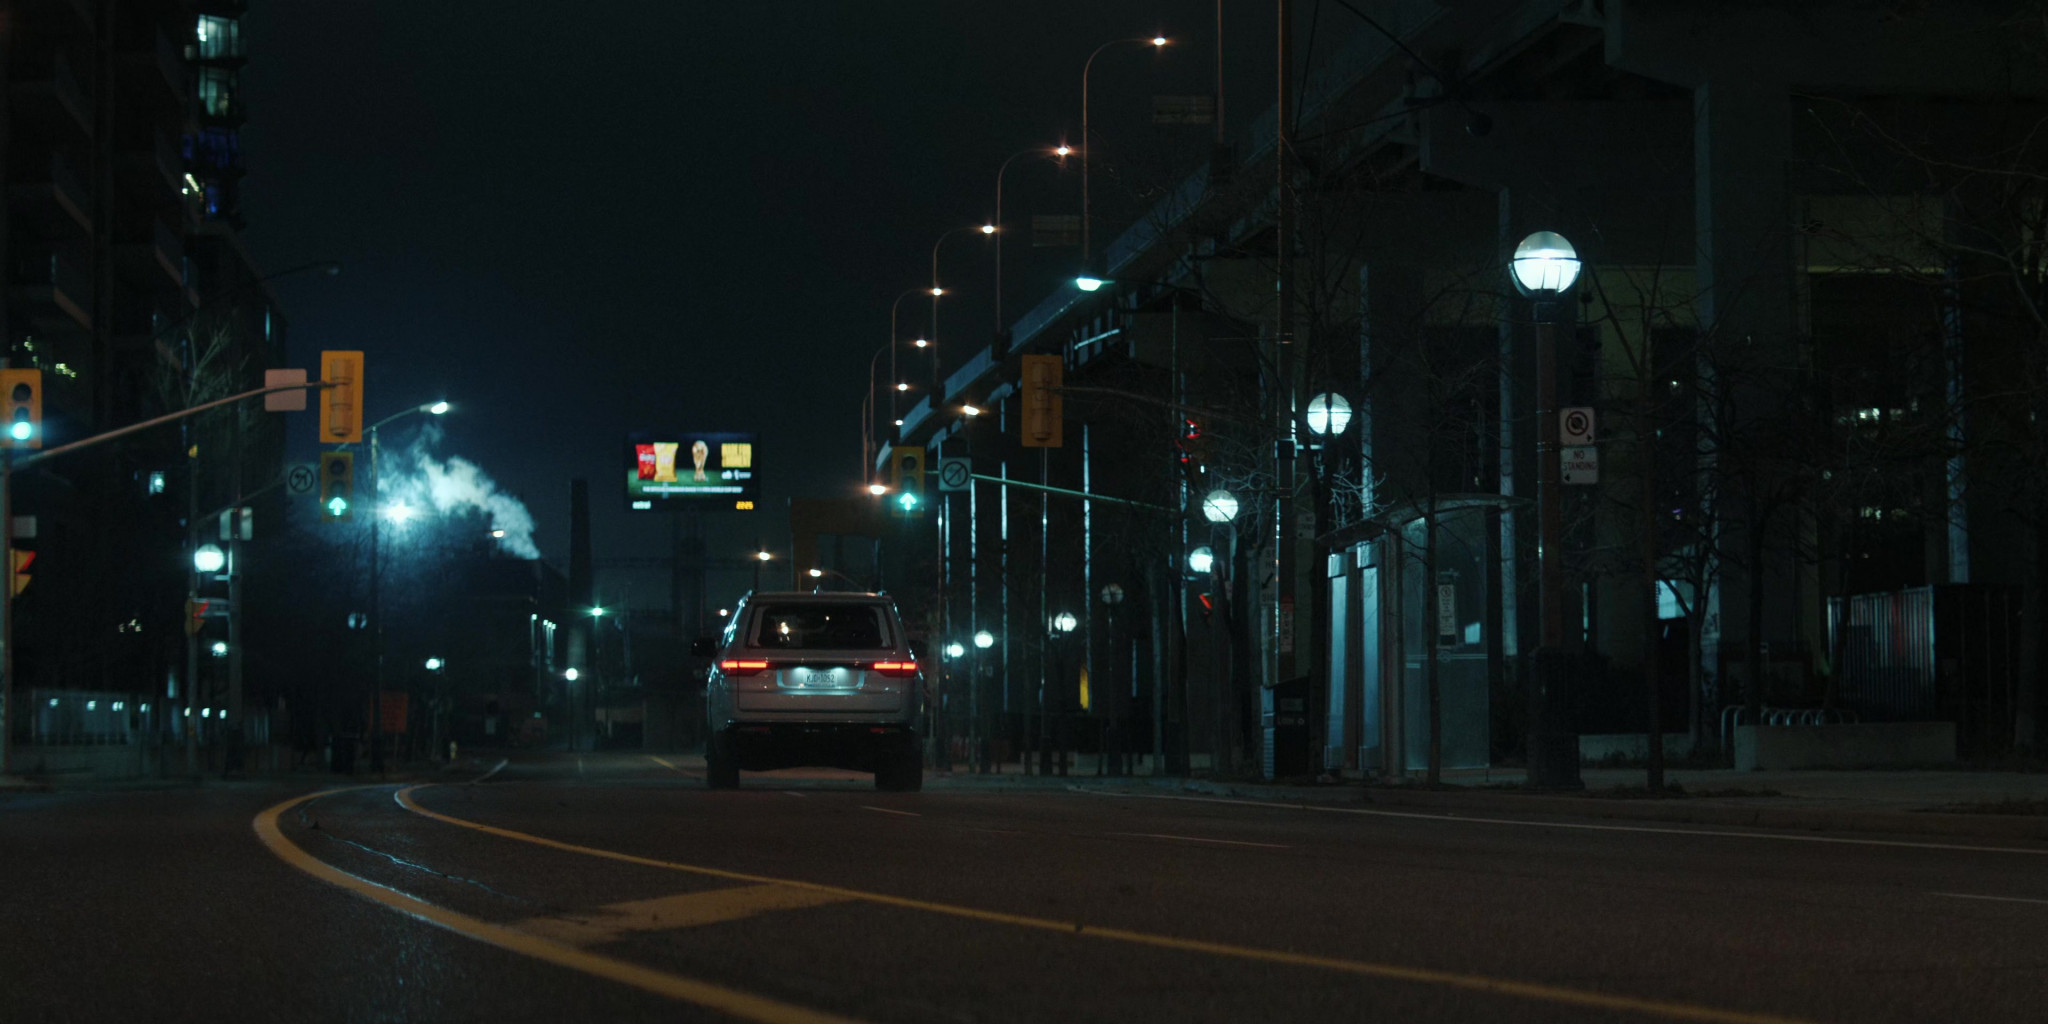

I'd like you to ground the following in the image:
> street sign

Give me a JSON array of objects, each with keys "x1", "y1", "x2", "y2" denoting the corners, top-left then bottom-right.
[
  {"x1": 285, "y1": 463, "x2": 318, "y2": 496},
  {"x1": 937, "y1": 457, "x2": 971, "y2": 492},
  {"x1": 1562, "y1": 446, "x2": 1599, "y2": 484},
  {"x1": 1437, "y1": 584, "x2": 1458, "y2": 646},
  {"x1": 1561, "y1": 407, "x2": 1595, "y2": 446}
]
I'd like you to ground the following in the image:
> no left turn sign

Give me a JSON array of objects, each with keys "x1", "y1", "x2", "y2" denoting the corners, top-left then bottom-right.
[{"x1": 286, "y1": 463, "x2": 318, "y2": 495}]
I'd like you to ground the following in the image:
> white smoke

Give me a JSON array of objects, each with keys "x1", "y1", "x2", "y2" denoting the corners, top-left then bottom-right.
[{"x1": 380, "y1": 429, "x2": 542, "y2": 559}]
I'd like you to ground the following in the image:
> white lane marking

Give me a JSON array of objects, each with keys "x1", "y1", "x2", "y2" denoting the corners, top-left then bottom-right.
[
  {"x1": 1932, "y1": 891, "x2": 2048, "y2": 906},
  {"x1": 860, "y1": 806, "x2": 921, "y2": 817},
  {"x1": 783, "y1": 791, "x2": 808, "y2": 798},
  {"x1": 1087, "y1": 790, "x2": 2048, "y2": 857},
  {"x1": 1107, "y1": 832, "x2": 1290, "y2": 849},
  {"x1": 473, "y1": 759, "x2": 509, "y2": 784}
]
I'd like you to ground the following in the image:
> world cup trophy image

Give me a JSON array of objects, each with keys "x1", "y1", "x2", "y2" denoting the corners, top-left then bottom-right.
[{"x1": 691, "y1": 439, "x2": 710, "y2": 482}]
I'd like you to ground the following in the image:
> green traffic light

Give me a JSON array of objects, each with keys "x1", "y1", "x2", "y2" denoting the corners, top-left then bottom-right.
[
  {"x1": 327, "y1": 496, "x2": 349, "y2": 516},
  {"x1": 898, "y1": 492, "x2": 918, "y2": 510},
  {"x1": 8, "y1": 420, "x2": 29, "y2": 442}
]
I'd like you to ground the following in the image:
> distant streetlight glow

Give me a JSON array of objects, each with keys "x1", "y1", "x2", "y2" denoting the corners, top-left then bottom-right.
[
  {"x1": 1052, "y1": 611, "x2": 1078, "y2": 633},
  {"x1": 1187, "y1": 545, "x2": 1216, "y2": 574},
  {"x1": 945, "y1": 641, "x2": 966, "y2": 659},
  {"x1": 756, "y1": 550, "x2": 772, "y2": 562},
  {"x1": 973, "y1": 630, "x2": 995, "y2": 649},
  {"x1": 1152, "y1": 35, "x2": 1168, "y2": 47},
  {"x1": 930, "y1": 287, "x2": 944, "y2": 297},
  {"x1": 913, "y1": 338, "x2": 929, "y2": 349},
  {"x1": 491, "y1": 529, "x2": 507, "y2": 539},
  {"x1": 564, "y1": 668, "x2": 580, "y2": 682},
  {"x1": 868, "y1": 482, "x2": 888, "y2": 496},
  {"x1": 961, "y1": 405, "x2": 982, "y2": 417},
  {"x1": 980, "y1": 223, "x2": 996, "y2": 235},
  {"x1": 427, "y1": 401, "x2": 451, "y2": 415},
  {"x1": 1075, "y1": 275, "x2": 1107, "y2": 292},
  {"x1": 193, "y1": 544, "x2": 226, "y2": 573},
  {"x1": 896, "y1": 382, "x2": 911, "y2": 392},
  {"x1": 808, "y1": 568, "x2": 824, "y2": 578},
  {"x1": 210, "y1": 641, "x2": 228, "y2": 657},
  {"x1": 425, "y1": 657, "x2": 444, "y2": 671},
  {"x1": 1055, "y1": 144, "x2": 1073, "y2": 157},
  {"x1": 590, "y1": 606, "x2": 606, "y2": 617}
]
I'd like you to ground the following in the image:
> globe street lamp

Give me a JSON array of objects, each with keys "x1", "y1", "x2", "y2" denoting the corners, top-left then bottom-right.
[
  {"x1": 193, "y1": 544, "x2": 226, "y2": 574},
  {"x1": 973, "y1": 630, "x2": 995, "y2": 649},
  {"x1": 1186, "y1": 545, "x2": 1215, "y2": 574},
  {"x1": 1305, "y1": 393, "x2": 1353, "y2": 437},
  {"x1": 1509, "y1": 229, "x2": 1582, "y2": 790},
  {"x1": 1201, "y1": 489, "x2": 1239, "y2": 523},
  {"x1": 1053, "y1": 611, "x2": 1078, "y2": 633},
  {"x1": 945, "y1": 641, "x2": 967, "y2": 660}
]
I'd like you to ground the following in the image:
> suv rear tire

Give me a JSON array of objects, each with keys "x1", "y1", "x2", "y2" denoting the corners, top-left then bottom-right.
[{"x1": 706, "y1": 731, "x2": 740, "y2": 789}]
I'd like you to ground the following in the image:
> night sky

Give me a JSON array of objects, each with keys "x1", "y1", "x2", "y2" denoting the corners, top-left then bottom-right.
[{"x1": 239, "y1": 2, "x2": 1331, "y2": 606}]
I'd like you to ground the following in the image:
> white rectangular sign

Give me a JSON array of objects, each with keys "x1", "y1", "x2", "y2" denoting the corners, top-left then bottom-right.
[{"x1": 1562, "y1": 446, "x2": 1599, "y2": 485}]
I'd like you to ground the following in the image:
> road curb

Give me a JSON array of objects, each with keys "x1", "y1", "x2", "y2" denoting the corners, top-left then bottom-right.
[{"x1": 1055, "y1": 777, "x2": 2048, "y2": 844}]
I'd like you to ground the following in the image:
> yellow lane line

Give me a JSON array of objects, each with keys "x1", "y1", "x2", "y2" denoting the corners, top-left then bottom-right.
[
  {"x1": 252, "y1": 788, "x2": 865, "y2": 1024},
  {"x1": 519, "y1": 885, "x2": 853, "y2": 947},
  {"x1": 393, "y1": 785, "x2": 1820, "y2": 1024},
  {"x1": 647, "y1": 755, "x2": 683, "y2": 772}
]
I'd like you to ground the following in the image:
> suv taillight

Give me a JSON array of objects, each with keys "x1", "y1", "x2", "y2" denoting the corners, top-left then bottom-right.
[
  {"x1": 869, "y1": 660, "x2": 918, "y2": 678},
  {"x1": 718, "y1": 659, "x2": 772, "y2": 676}
]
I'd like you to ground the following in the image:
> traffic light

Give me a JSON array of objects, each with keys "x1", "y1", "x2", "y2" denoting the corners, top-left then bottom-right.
[
  {"x1": 319, "y1": 350, "x2": 364, "y2": 444},
  {"x1": 9, "y1": 549, "x2": 32, "y2": 597},
  {"x1": 319, "y1": 451, "x2": 355, "y2": 520},
  {"x1": 1, "y1": 368, "x2": 43, "y2": 450},
  {"x1": 1178, "y1": 417, "x2": 1210, "y2": 469},
  {"x1": 890, "y1": 448, "x2": 925, "y2": 518},
  {"x1": 1019, "y1": 354, "x2": 1063, "y2": 448}
]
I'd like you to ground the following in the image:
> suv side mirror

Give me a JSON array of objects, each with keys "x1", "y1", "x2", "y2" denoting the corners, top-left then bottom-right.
[{"x1": 690, "y1": 638, "x2": 716, "y2": 658}]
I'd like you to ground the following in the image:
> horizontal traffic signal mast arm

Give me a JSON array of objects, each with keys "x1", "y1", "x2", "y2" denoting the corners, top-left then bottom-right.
[
  {"x1": 11, "y1": 380, "x2": 334, "y2": 471},
  {"x1": 965, "y1": 472, "x2": 1179, "y2": 515}
]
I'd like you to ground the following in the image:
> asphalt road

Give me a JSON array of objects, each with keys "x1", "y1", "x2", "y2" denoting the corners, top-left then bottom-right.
[{"x1": 5, "y1": 753, "x2": 2048, "y2": 1024}]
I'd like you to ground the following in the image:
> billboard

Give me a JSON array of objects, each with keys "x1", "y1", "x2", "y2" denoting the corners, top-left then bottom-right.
[{"x1": 625, "y1": 431, "x2": 759, "y2": 511}]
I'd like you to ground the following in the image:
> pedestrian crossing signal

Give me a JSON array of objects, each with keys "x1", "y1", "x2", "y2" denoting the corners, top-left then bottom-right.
[{"x1": 9, "y1": 549, "x2": 32, "y2": 597}]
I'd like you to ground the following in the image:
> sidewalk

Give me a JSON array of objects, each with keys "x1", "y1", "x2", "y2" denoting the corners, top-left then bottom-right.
[{"x1": 936, "y1": 761, "x2": 2048, "y2": 843}]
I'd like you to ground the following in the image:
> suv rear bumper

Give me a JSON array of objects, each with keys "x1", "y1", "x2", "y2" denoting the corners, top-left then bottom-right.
[{"x1": 722, "y1": 722, "x2": 917, "y2": 773}]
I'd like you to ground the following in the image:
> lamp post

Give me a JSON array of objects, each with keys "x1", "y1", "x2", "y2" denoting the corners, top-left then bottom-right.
[
  {"x1": 884, "y1": 287, "x2": 924, "y2": 438},
  {"x1": 753, "y1": 549, "x2": 772, "y2": 593},
  {"x1": 1099, "y1": 582, "x2": 1126, "y2": 775},
  {"x1": 806, "y1": 566, "x2": 860, "y2": 591},
  {"x1": 1080, "y1": 36, "x2": 1169, "y2": 267},
  {"x1": 366, "y1": 399, "x2": 451, "y2": 773},
  {"x1": 929, "y1": 226, "x2": 987, "y2": 395},
  {"x1": 1508, "y1": 229, "x2": 1583, "y2": 789},
  {"x1": 1304, "y1": 392, "x2": 1352, "y2": 775},
  {"x1": 992, "y1": 145, "x2": 1071, "y2": 340}
]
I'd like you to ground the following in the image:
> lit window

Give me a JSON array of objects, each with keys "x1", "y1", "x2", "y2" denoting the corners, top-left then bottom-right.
[{"x1": 194, "y1": 16, "x2": 242, "y2": 61}]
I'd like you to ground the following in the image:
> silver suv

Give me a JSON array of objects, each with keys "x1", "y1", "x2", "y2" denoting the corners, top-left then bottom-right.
[{"x1": 699, "y1": 592, "x2": 925, "y2": 791}]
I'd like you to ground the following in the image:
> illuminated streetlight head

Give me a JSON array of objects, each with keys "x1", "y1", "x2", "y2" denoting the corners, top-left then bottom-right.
[
  {"x1": 1074, "y1": 275, "x2": 1107, "y2": 292},
  {"x1": 945, "y1": 641, "x2": 966, "y2": 659},
  {"x1": 425, "y1": 657, "x2": 444, "y2": 671},
  {"x1": 896, "y1": 382, "x2": 911, "y2": 392},
  {"x1": 961, "y1": 405, "x2": 982, "y2": 417},
  {"x1": 1201, "y1": 489, "x2": 1240, "y2": 523},
  {"x1": 1306, "y1": 393, "x2": 1353, "y2": 436},
  {"x1": 1152, "y1": 35, "x2": 1168, "y2": 47},
  {"x1": 756, "y1": 550, "x2": 772, "y2": 562},
  {"x1": 973, "y1": 630, "x2": 995, "y2": 649},
  {"x1": 930, "y1": 286, "x2": 945, "y2": 297},
  {"x1": 210, "y1": 642, "x2": 228, "y2": 657},
  {"x1": 590, "y1": 606, "x2": 606, "y2": 617},
  {"x1": 1510, "y1": 230, "x2": 1581, "y2": 295},
  {"x1": 427, "y1": 401, "x2": 451, "y2": 415},
  {"x1": 1187, "y1": 545, "x2": 1216, "y2": 574},
  {"x1": 808, "y1": 568, "x2": 824, "y2": 578},
  {"x1": 564, "y1": 668, "x2": 579, "y2": 682},
  {"x1": 193, "y1": 543, "x2": 226, "y2": 574},
  {"x1": 913, "y1": 338, "x2": 929, "y2": 349},
  {"x1": 980, "y1": 223, "x2": 996, "y2": 235},
  {"x1": 718, "y1": 608, "x2": 730, "y2": 617},
  {"x1": 1055, "y1": 144, "x2": 1073, "y2": 157},
  {"x1": 893, "y1": 418, "x2": 905, "y2": 427},
  {"x1": 868, "y1": 482, "x2": 888, "y2": 496},
  {"x1": 491, "y1": 529, "x2": 507, "y2": 539},
  {"x1": 1053, "y1": 611, "x2": 1078, "y2": 633}
]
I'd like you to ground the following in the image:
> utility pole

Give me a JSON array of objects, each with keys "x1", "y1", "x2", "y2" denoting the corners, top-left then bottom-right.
[{"x1": 1273, "y1": 0, "x2": 1299, "y2": 754}]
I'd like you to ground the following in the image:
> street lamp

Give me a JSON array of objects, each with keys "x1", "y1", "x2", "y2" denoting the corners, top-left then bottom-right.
[
  {"x1": 991, "y1": 144, "x2": 1072, "y2": 337},
  {"x1": 564, "y1": 668, "x2": 579, "y2": 682},
  {"x1": 930, "y1": 225, "x2": 987, "y2": 393},
  {"x1": 973, "y1": 630, "x2": 995, "y2": 649},
  {"x1": 753, "y1": 549, "x2": 771, "y2": 593},
  {"x1": 424, "y1": 657, "x2": 444, "y2": 671},
  {"x1": 1200, "y1": 488, "x2": 1239, "y2": 523},
  {"x1": 193, "y1": 543, "x2": 226, "y2": 574},
  {"x1": 1053, "y1": 611, "x2": 1078, "y2": 633},
  {"x1": 1305, "y1": 393, "x2": 1353, "y2": 436},
  {"x1": 1100, "y1": 582, "x2": 1125, "y2": 606},
  {"x1": 1509, "y1": 229, "x2": 1582, "y2": 790},
  {"x1": 1080, "y1": 35, "x2": 1170, "y2": 266},
  {"x1": 365, "y1": 398, "x2": 452, "y2": 773},
  {"x1": 945, "y1": 641, "x2": 967, "y2": 659},
  {"x1": 1187, "y1": 545, "x2": 1215, "y2": 574}
]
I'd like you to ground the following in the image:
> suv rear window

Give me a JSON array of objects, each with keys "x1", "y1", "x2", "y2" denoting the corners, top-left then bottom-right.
[{"x1": 750, "y1": 604, "x2": 892, "y2": 650}]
